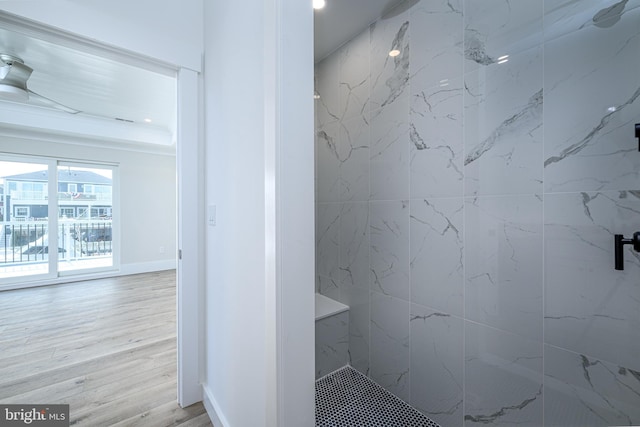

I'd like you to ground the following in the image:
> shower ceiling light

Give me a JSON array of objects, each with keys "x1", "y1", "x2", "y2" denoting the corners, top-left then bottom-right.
[
  {"x1": 497, "y1": 54, "x2": 509, "y2": 64},
  {"x1": 389, "y1": 49, "x2": 401, "y2": 57},
  {"x1": 313, "y1": 0, "x2": 326, "y2": 10}
]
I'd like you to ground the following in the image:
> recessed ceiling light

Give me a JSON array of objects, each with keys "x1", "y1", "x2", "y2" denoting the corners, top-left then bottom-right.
[
  {"x1": 313, "y1": 0, "x2": 326, "y2": 9},
  {"x1": 144, "y1": 118, "x2": 153, "y2": 123},
  {"x1": 497, "y1": 54, "x2": 509, "y2": 64},
  {"x1": 389, "y1": 49, "x2": 401, "y2": 57}
]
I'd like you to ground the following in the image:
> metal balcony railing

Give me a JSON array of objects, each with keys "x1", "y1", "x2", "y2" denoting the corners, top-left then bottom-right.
[
  {"x1": 0, "y1": 220, "x2": 113, "y2": 265},
  {"x1": 8, "y1": 191, "x2": 112, "y2": 201}
]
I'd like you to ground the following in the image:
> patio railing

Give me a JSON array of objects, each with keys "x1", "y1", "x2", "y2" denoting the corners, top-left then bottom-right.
[{"x1": 0, "y1": 219, "x2": 112, "y2": 265}]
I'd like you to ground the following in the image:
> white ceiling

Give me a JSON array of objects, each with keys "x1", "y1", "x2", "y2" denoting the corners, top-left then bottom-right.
[
  {"x1": 314, "y1": 0, "x2": 410, "y2": 62},
  {"x1": 0, "y1": 25, "x2": 176, "y2": 143}
]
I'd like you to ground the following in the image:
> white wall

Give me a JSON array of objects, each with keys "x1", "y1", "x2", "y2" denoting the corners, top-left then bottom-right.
[
  {"x1": 0, "y1": 0, "x2": 203, "y2": 71},
  {"x1": 203, "y1": 0, "x2": 314, "y2": 426},
  {"x1": 0, "y1": 137, "x2": 177, "y2": 271},
  {"x1": 203, "y1": 0, "x2": 268, "y2": 424}
]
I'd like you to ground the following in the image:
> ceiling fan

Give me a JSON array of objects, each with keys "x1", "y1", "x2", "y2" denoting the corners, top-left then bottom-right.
[{"x1": 0, "y1": 53, "x2": 80, "y2": 114}]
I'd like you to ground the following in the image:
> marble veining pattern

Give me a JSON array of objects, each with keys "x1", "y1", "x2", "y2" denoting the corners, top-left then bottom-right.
[
  {"x1": 465, "y1": 195, "x2": 543, "y2": 342},
  {"x1": 410, "y1": 304, "x2": 463, "y2": 427},
  {"x1": 370, "y1": 95, "x2": 410, "y2": 201},
  {"x1": 464, "y1": 46, "x2": 543, "y2": 196},
  {"x1": 338, "y1": 115, "x2": 370, "y2": 202},
  {"x1": 544, "y1": 345, "x2": 640, "y2": 426},
  {"x1": 316, "y1": 202, "x2": 341, "y2": 286},
  {"x1": 315, "y1": 311, "x2": 350, "y2": 379},
  {"x1": 340, "y1": 30, "x2": 371, "y2": 122},
  {"x1": 409, "y1": 0, "x2": 463, "y2": 94},
  {"x1": 464, "y1": 0, "x2": 543, "y2": 73},
  {"x1": 544, "y1": 191, "x2": 640, "y2": 372},
  {"x1": 313, "y1": 0, "x2": 640, "y2": 424},
  {"x1": 543, "y1": 0, "x2": 640, "y2": 42},
  {"x1": 370, "y1": 292, "x2": 411, "y2": 401},
  {"x1": 410, "y1": 198, "x2": 464, "y2": 316},
  {"x1": 545, "y1": 86, "x2": 640, "y2": 169},
  {"x1": 410, "y1": 80, "x2": 463, "y2": 198},
  {"x1": 543, "y1": 5, "x2": 640, "y2": 192},
  {"x1": 370, "y1": 200, "x2": 410, "y2": 300},
  {"x1": 339, "y1": 202, "x2": 369, "y2": 290},
  {"x1": 464, "y1": 89, "x2": 542, "y2": 166},
  {"x1": 370, "y1": 16, "x2": 410, "y2": 112},
  {"x1": 316, "y1": 123, "x2": 341, "y2": 202},
  {"x1": 340, "y1": 286, "x2": 370, "y2": 373},
  {"x1": 464, "y1": 322, "x2": 543, "y2": 426}
]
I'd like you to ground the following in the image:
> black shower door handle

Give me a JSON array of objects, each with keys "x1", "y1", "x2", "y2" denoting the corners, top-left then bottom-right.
[{"x1": 614, "y1": 232, "x2": 640, "y2": 270}]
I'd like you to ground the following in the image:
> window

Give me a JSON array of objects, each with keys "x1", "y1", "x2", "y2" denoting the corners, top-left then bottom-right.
[
  {"x1": 15, "y1": 207, "x2": 29, "y2": 217},
  {"x1": 0, "y1": 157, "x2": 118, "y2": 283},
  {"x1": 59, "y1": 208, "x2": 75, "y2": 218}
]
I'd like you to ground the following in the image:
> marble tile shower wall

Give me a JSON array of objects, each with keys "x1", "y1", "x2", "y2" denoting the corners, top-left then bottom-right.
[{"x1": 314, "y1": 0, "x2": 640, "y2": 425}]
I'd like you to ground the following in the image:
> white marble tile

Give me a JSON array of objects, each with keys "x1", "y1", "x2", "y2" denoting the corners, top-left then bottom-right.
[
  {"x1": 543, "y1": 7, "x2": 640, "y2": 193},
  {"x1": 338, "y1": 115, "x2": 370, "y2": 202},
  {"x1": 544, "y1": 345, "x2": 640, "y2": 426},
  {"x1": 544, "y1": 191, "x2": 640, "y2": 372},
  {"x1": 315, "y1": 53, "x2": 341, "y2": 128},
  {"x1": 410, "y1": 304, "x2": 463, "y2": 427},
  {"x1": 410, "y1": 78, "x2": 463, "y2": 198},
  {"x1": 544, "y1": 0, "x2": 640, "y2": 43},
  {"x1": 316, "y1": 202, "x2": 341, "y2": 284},
  {"x1": 464, "y1": 322, "x2": 543, "y2": 426},
  {"x1": 370, "y1": 94, "x2": 410, "y2": 201},
  {"x1": 340, "y1": 286, "x2": 370, "y2": 373},
  {"x1": 464, "y1": 0, "x2": 543, "y2": 73},
  {"x1": 370, "y1": 292, "x2": 410, "y2": 401},
  {"x1": 464, "y1": 195, "x2": 543, "y2": 342},
  {"x1": 410, "y1": 197, "x2": 464, "y2": 316},
  {"x1": 339, "y1": 201, "x2": 369, "y2": 290},
  {"x1": 316, "y1": 311, "x2": 350, "y2": 379},
  {"x1": 464, "y1": 46, "x2": 543, "y2": 196},
  {"x1": 340, "y1": 29, "x2": 370, "y2": 121},
  {"x1": 318, "y1": 274, "x2": 340, "y2": 302},
  {"x1": 370, "y1": 200, "x2": 410, "y2": 301},
  {"x1": 370, "y1": 11, "x2": 410, "y2": 112},
  {"x1": 316, "y1": 122, "x2": 341, "y2": 203},
  {"x1": 409, "y1": 0, "x2": 463, "y2": 93}
]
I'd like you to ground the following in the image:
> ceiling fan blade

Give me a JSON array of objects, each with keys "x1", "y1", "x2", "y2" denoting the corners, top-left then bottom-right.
[
  {"x1": 0, "y1": 58, "x2": 33, "y2": 90},
  {"x1": 28, "y1": 89, "x2": 81, "y2": 114}
]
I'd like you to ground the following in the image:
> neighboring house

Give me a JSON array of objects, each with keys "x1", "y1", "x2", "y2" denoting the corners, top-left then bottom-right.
[{"x1": 3, "y1": 169, "x2": 112, "y2": 221}]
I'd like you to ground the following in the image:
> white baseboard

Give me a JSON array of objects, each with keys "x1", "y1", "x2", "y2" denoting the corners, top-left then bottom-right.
[
  {"x1": 203, "y1": 384, "x2": 230, "y2": 427},
  {"x1": 119, "y1": 259, "x2": 176, "y2": 275}
]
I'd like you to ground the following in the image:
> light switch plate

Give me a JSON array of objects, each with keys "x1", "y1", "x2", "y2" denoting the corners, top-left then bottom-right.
[{"x1": 208, "y1": 205, "x2": 216, "y2": 227}]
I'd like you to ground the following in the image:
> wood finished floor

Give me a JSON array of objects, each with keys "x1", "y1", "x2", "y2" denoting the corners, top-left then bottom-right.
[{"x1": 0, "y1": 270, "x2": 213, "y2": 427}]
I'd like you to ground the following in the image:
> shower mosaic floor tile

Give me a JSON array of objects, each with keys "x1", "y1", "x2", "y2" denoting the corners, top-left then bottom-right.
[{"x1": 315, "y1": 366, "x2": 440, "y2": 427}]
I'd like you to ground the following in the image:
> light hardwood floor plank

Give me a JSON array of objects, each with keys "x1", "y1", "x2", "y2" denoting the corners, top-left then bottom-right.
[{"x1": 0, "y1": 270, "x2": 212, "y2": 427}]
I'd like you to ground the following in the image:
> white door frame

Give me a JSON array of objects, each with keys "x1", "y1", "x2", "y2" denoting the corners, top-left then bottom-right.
[{"x1": 176, "y1": 67, "x2": 202, "y2": 407}]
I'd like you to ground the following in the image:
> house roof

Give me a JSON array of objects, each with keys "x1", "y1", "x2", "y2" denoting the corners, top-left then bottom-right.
[{"x1": 4, "y1": 170, "x2": 112, "y2": 185}]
